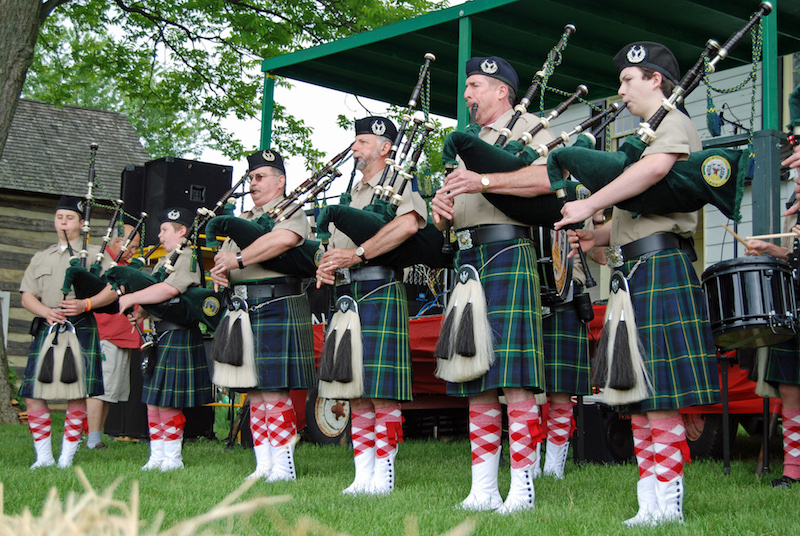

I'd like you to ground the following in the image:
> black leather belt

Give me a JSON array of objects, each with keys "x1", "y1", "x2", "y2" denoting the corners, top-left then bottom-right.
[
  {"x1": 455, "y1": 224, "x2": 532, "y2": 251},
  {"x1": 155, "y1": 319, "x2": 189, "y2": 334},
  {"x1": 336, "y1": 265, "x2": 402, "y2": 286},
  {"x1": 242, "y1": 278, "x2": 302, "y2": 299},
  {"x1": 621, "y1": 232, "x2": 697, "y2": 262}
]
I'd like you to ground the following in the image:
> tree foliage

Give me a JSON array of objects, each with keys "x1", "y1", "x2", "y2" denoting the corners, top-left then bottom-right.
[{"x1": 21, "y1": 0, "x2": 440, "y2": 164}]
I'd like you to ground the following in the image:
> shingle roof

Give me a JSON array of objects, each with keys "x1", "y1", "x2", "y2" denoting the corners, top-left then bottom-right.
[{"x1": 0, "y1": 99, "x2": 150, "y2": 201}]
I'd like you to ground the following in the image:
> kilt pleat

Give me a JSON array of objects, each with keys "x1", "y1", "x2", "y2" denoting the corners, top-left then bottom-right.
[
  {"x1": 249, "y1": 293, "x2": 316, "y2": 390},
  {"x1": 19, "y1": 316, "x2": 103, "y2": 399},
  {"x1": 447, "y1": 239, "x2": 545, "y2": 397},
  {"x1": 336, "y1": 279, "x2": 413, "y2": 401},
  {"x1": 142, "y1": 327, "x2": 213, "y2": 408},
  {"x1": 620, "y1": 249, "x2": 720, "y2": 413},
  {"x1": 543, "y1": 306, "x2": 592, "y2": 396},
  {"x1": 766, "y1": 337, "x2": 800, "y2": 386}
]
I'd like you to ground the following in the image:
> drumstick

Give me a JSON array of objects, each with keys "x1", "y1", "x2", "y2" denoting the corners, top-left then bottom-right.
[
  {"x1": 745, "y1": 231, "x2": 800, "y2": 240},
  {"x1": 722, "y1": 223, "x2": 749, "y2": 248}
]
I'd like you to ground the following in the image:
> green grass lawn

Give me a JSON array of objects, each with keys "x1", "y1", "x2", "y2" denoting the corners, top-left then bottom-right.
[{"x1": 1, "y1": 414, "x2": 797, "y2": 536}]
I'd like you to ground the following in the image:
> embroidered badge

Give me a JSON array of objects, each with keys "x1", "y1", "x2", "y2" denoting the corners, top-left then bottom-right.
[
  {"x1": 371, "y1": 120, "x2": 386, "y2": 136},
  {"x1": 701, "y1": 155, "x2": 732, "y2": 188},
  {"x1": 167, "y1": 209, "x2": 181, "y2": 221},
  {"x1": 202, "y1": 296, "x2": 221, "y2": 317},
  {"x1": 262, "y1": 150, "x2": 275, "y2": 162},
  {"x1": 627, "y1": 45, "x2": 647, "y2": 64}
]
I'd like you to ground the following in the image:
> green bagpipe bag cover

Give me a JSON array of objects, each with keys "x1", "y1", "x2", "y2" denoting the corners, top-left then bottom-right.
[
  {"x1": 442, "y1": 127, "x2": 584, "y2": 227},
  {"x1": 317, "y1": 201, "x2": 451, "y2": 269},
  {"x1": 205, "y1": 215, "x2": 318, "y2": 278},
  {"x1": 104, "y1": 265, "x2": 223, "y2": 330},
  {"x1": 62, "y1": 260, "x2": 119, "y2": 314},
  {"x1": 547, "y1": 134, "x2": 747, "y2": 222}
]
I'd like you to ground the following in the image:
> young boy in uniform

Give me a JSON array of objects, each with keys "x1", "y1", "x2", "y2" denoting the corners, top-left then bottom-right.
[{"x1": 118, "y1": 207, "x2": 213, "y2": 471}]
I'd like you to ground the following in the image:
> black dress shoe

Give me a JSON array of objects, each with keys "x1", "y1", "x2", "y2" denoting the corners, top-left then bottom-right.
[{"x1": 771, "y1": 476, "x2": 799, "y2": 488}]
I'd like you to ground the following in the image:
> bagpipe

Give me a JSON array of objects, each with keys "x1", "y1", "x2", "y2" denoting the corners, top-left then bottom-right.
[
  {"x1": 204, "y1": 145, "x2": 357, "y2": 278},
  {"x1": 104, "y1": 176, "x2": 253, "y2": 332},
  {"x1": 315, "y1": 53, "x2": 452, "y2": 269},
  {"x1": 547, "y1": 2, "x2": 773, "y2": 223},
  {"x1": 60, "y1": 144, "x2": 122, "y2": 315},
  {"x1": 38, "y1": 144, "x2": 110, "y2": 400}
]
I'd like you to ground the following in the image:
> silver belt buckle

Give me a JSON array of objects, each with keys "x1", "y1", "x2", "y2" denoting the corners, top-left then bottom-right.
[
  {"x1": 455, "y1": 229, "x2": 473, "y2": 251},
  {"x1": 605, "y1": 245, "x2": 624, "y2": 269},
  {"x1": 335, "y1": 267, "x2": 351, "y2": 286},
  {"x1": 233, "y1": 284, "x2": 248, "y2": 301}
]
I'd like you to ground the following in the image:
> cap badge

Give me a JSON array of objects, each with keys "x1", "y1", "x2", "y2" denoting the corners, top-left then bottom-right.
[
  {"x1": 76, "y1": 200, "x2": 85, "y2": 212},
  {"x1": 480, "y1": 59, "x2": 498, "y2": 74},
  {"x1": 168, "y1": 209, "x2": 181, "y2": 221},
  {"x1": 627, "y1": 45, "x2": 647, "y2": 64},
  {"x1": 262, "y1": 150, "x2": 275, "y2": 162},
  {"x1": 371, "y1": 120, "x2": 386, "y2": 136}
]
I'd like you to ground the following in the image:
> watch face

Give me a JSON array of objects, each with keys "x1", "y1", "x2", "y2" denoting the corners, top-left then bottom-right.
[
  {"x1": 356, "y1": 246, "x2": 365, "y2": 257},
  {"x1": 481, "y1": 176, "x2": 490, "y2": 186}
]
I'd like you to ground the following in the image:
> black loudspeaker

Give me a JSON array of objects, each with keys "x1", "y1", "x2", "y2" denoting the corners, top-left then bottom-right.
[
  {"x1": 573, "y1": 403, "x2": 634, "y2": 464},
  {"x1": 142, "y1": 157, "x2": 232, "y2": 246},
  {"x1": 120, "y1": 165, "x2": 146, "y2": 225}
]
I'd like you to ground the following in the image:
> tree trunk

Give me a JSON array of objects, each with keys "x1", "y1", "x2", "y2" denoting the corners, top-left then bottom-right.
[
  {"x1": 0, "y1": 0, "x2": 45, "y2": 157},
  {"x1": 0, "y1": 306, "x2": 19, "y2": 424}
]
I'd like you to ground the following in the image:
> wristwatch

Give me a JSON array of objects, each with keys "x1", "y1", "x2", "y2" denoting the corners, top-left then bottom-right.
[
  {"x1": 481, "y1": 174, "x2": 491, "y2": 193},
  {"x1": 355, "y1": 246, "x2": 368, "y2": 263},
  {"x1": 236, "y1": 251, "x2": 245, "y2": 269}
]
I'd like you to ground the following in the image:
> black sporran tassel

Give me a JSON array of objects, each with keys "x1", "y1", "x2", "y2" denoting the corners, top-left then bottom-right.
[
  {"x1": 454, "y1": 302, "x2": 476, "y2": 357},
  {"x1": 60, "y1": 345, "x2": 78, "y2": 384},
  {"x1": 318, "y1": 329, "x2": 337, "y2": 382},
  {"x1": 211, "y1": 316, "x2": 231, "y2": 363},
  {"x1": 433, "y1": 307, "x2": 456, "y2": 360},
  {"x1": 227, "y1": 316, "x2": 244, "y2": 367},
  {"x1": 333, "y1": 329, "x2": 353, "y2": 383},
  {"x1": 607, "y1": 322, "x2": 636, "y2": 390},
  {"x1": 38, "y1": 346, "x2": 55, "y2": 384}
]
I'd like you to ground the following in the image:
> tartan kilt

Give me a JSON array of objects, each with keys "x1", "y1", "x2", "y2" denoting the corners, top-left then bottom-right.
[
  {"x1": 766, "y1": 337, "x2": 800, "y2": 386},
  {"x1": 618, "y1": 248, "x2": 720, "y2": 413},
  {"x1": 142, "y1": 326, "x2": 213, "y2": 408},
  {"x1": 248, "y1": 293, "x2": 316, "y2": 390},
  {"x1": 335, "y1": 278, "x2": 412, "y2": 401},
  {"x1": 543, "y1": 304, "x2": 591, "y2": 396},
  {"x1": 447, "y1": 238, "x2": 545, "y2": 397},
  {"x1": 18, "y1": 315, "x2": 103, "y2": 399}
]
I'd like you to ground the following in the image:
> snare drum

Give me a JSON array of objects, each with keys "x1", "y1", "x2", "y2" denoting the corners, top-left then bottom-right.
[
  {"x1": 533, "y1": 227, "x2": 573, "y2": 306},
  {"x1": 701, "y1": 256, "x2": 797, "y2": 349}
]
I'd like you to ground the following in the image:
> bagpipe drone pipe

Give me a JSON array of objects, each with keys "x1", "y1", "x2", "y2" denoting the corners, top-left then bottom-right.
[{"x1": 547, "y1": 2, "x2": 772, "y2": 223}]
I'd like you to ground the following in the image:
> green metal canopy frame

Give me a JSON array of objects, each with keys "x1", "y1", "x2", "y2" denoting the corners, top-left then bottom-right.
[{"x1": 259, "y1": 0, "x2": 800, "y2": 149}]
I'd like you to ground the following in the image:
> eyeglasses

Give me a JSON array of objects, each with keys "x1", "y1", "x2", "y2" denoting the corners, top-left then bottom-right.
[{"x1": 247, "y1": 172, "x2": 277, "y2": 183}]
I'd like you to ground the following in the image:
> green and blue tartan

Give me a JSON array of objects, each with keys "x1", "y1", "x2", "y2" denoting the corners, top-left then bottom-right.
[
  {"x1": 248, "y1": 293, "x2": 316, "y2": 390},
  {"x1": 448, "y1": 238, "x2": 545, "y2": 397},
  {"x1": 142, "y1": 326, "x2": 213, "y2": 408},
  {"x1": 19, "y1": 315, "x2": 104, "y2": 398},
  {"x1": 766, "y1": 337, "x2": 800, "y2": 386},
  {"x1": 618, "y1": 248, "x2": 720, "y2": 414},
  {"x1": 543, "y1": 304, "x2": 592, "y2": 396},
  {"x1": 335, "y1": 278, "x2": 413, "y2": 401}
]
